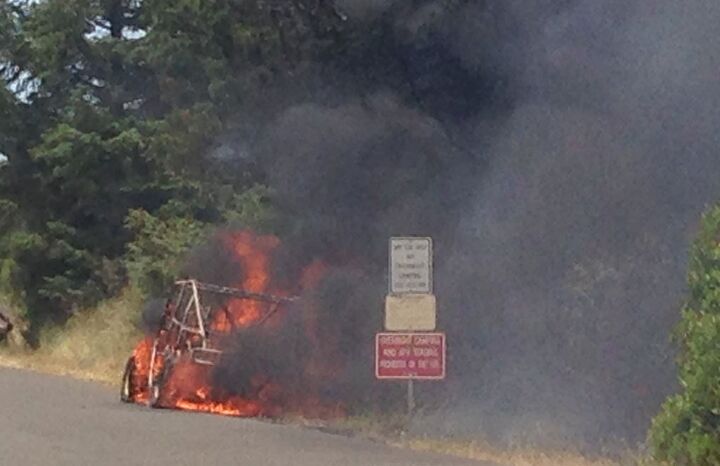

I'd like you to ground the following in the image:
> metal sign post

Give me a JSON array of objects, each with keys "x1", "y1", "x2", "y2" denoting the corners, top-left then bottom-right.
[
  {"x1": 408, "y1": 379, "x2": 415, "y2": 417},
  {"x1": 380, "y1": 236, "x2": 443, "y2": 417},
  {"x1": 375, "y1": 332, "x2": 446, "y2": 416}
]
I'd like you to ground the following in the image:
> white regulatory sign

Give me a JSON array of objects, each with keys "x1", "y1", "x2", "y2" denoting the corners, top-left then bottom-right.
[{"x1": 389, "y1": 237, "x2": 432, "y2": 294}]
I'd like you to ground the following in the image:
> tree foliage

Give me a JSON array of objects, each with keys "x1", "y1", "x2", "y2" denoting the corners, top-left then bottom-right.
[
  {"x1": 124, "y1": 208, "x2": 207, "y2": 296},
  {"x1": 650, "y1": 205, "x2": 720, "y2": 465},
  {"x1": 0, "y1": 0, "x2": 332, "y2": 329}
]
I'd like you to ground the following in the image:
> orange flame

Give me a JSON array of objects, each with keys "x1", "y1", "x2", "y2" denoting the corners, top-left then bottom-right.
[
  {"x1": 211, "y1": 231, "x2": 279, "y2": 332},
  {"x1": 127, "y1": 336, "x2": 153, "y2": 404}
]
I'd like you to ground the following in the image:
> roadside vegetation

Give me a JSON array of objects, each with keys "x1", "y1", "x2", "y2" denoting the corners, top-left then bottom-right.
[
  {"x1": 648, "y1": 205, "x2": 720, "y2": 465},
  {"x1": 395, "y1": 438, "x2": 644, "y2": 466},
  {"x1": 0, "y1": 287, "x2": 142, "y2": 383},
  {"x1": 0, "y1": 0, "x2": 287, "y2": 341},
  {"x1": 287, "y1": 414, "x2": 651, "y2": 466}
]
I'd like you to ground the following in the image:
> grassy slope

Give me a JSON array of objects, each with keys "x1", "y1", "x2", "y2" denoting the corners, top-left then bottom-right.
[
  {"x1": 312, "y1": 415, "x2": 649, "y2": 466},
  {"x1": 395, "y1": 438, "x2": 650, "y2": 466},
  {"x1": 0, "y1": 288, "x2": 143, "y2": 384}
]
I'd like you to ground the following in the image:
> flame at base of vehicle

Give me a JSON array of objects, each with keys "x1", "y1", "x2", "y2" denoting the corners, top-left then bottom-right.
[
  {"x1": 126, "y1": 339, "x2": 345, "y2": 419},
  {"x1": 156, "y1": 358, "x2": 268, "y2": 417},
  {"x1": 127, "y1": 336, "x2": 153, "y2": 405}
]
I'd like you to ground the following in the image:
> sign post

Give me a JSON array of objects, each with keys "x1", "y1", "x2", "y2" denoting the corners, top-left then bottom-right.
[
  {"x1": 407, "y1": 379, "x2": 414, "y2": 416},
  {"x1": 375, "y1": 332, "x2": 446, "y2": 415},
  {"x1": 379, "y1": 236, "x2": 443, "y2": 416}
]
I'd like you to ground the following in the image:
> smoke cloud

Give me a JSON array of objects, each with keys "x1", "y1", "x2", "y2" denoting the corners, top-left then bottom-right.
[
  {"x1": 185, "y1": 0, "x2": 720, "y2": 450},
  {"x1": 432, "y1": 0, "x2": 720, "y2": 446}
]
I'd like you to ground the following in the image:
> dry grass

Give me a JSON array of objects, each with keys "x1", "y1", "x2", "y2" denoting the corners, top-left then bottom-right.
[
  {"x1": 0, "y1": 287, "x2": 143, "y2": 385},
  {"x1": 394, "y1": 437, "x2": 647, "y2": 466},
  {"x1": 315, "y1": 414, "x2": 652, "y2": 466}
]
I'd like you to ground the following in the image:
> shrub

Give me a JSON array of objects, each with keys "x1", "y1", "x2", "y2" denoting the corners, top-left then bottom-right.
[{"x1": 649, "y1": 205, "x2": 720, "y2": 465}]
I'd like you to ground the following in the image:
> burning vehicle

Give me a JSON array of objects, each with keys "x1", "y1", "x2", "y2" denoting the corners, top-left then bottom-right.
[
  {"x1": 120, "y1": 230, "x2": 346, "y2": 418},
  {"x1": 121, "y1": 279, "x2": 297, "y2": 411}
]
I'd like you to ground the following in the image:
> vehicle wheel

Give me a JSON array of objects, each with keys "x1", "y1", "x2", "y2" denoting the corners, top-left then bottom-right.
[
  {"x1": 149, "y1": 359, "x2": 174, "y2": 408},
  {"x1": 148, "y1": 340, "x2": 174, "y2": 408},
  {"x1": 120, "y1": 356, "x2": 135, "y2": 403},
  {"x1": 147, "y1": 339, "x2": 162, "y2": 407},
  {"x1": 149, "y1": 380, "x2": 161, "y2": 407}
]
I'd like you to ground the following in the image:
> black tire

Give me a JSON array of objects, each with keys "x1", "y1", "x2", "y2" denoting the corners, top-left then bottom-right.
[{"x1": 120, "y1": 356, "x2": 135, "y2": 403}]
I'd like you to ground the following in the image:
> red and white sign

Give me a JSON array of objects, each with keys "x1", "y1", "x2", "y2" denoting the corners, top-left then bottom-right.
[{"x1": 375, "y1": 332, "x2": 446, "y2": 380}]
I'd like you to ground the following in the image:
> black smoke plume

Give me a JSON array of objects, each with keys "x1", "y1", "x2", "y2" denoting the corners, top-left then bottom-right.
[{"x1": 182, "y1": 0, "x2": 720, "y2": 450}]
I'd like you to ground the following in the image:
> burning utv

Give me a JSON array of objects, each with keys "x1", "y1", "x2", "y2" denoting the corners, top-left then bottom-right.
[{"x1": 121, "y1": 279, "x2": 297, "y2": 407}]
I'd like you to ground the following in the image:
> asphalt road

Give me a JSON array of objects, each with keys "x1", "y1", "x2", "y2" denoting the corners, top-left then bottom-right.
[{"x1": 0, "y1": 367, "x2": 497, "y2": 466}]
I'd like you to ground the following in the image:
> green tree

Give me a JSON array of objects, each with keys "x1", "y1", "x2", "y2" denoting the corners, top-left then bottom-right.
[
  {"x1": 124, "y1": 208, "x2": 207, "y2": 296},
  {"x1": 650, "y1": 205, "x2": 720, "y2": 465},
  {"x1": 0, "y1": 0, "x2": 339, "y2": 330}
]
